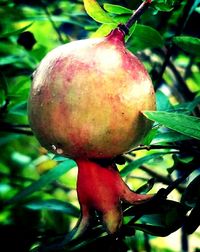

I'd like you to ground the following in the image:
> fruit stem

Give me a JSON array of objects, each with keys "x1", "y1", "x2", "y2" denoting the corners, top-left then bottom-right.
[{"x1": 118, "y1": 0, "x2": 152, "y2": 35}]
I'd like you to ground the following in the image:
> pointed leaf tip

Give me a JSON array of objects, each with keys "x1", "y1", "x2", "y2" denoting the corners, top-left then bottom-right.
[
  {"x1": 143, "y1": 111, "x2": 200, "y2": 140},
  {"x1": 83, "y1": 0, "x2": 114, "y2": 24}
]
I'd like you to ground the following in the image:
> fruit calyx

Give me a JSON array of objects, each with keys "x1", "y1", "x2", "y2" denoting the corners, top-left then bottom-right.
[
  {"x1": 106, "y1": 28, "x2": 125, "y2": 43},
  {"x1": 75, "y1": 158, "x2": 153, "y2": 234}
]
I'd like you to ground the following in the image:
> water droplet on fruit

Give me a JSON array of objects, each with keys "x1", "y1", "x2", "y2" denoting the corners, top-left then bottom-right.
[
  {"x1": 56, "y1": 148, "x2": 63, "y2": 154},
  {"x1": 51, "y1": 144, "x2": 57, "y2": 151},
  {"x1": 51, "y1": 144, "x2": 63, "y2": 155},
  {"x1": 36, "y1": 88, "x2": 41, "y2": 95}
]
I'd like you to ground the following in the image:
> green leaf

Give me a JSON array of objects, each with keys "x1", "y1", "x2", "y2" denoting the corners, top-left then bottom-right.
[
  {"x1": 0, "y1": 135, "x2": 20, "y2": 146},
  {"x1": 120, "y1": 152, "x2": 169, "y2": 177},
  {"x1": 0, "y1": 23, "x2": 33, "y2": 39},
  {"x1": 196, "y1": 6, "x2": 200, "y2": 14},
  {"x1": 9, "y1": 101, "x2": 28, "y2": 116},
  {"x1": 0, "y1": 55, "x2": 20, "y2": 65},
  {"x1": 153, "y1": 2, "x2": 174, "y2": 12},
  {"x1": 143, "y1": 111, "x2": 200, "y2": 140},
  {"x1": 152, "y1": 130, "x2": 192, "y2": 144},
  {"x1": 91, "y1": 14, "x2": 132, "y2": 38},
  {"x1": 7, "y1": 159, "x2": 76, "y2": 204},
  {"x1": 103, "y1": 3, "x2": 132, "y2": 15},
  {"x1": 24, "y1": 199, "x2": 80, "y2": 217},
  {"x1": 156, "y1": 90, "x2": 173, "y2": 111},
  {"x1": 52, "y1": 155, "x2": 70, "y2": 162},
  {"x1": 136, "y1": 178, "x2": 155, "y2": 194},
  {"x1": 91, "y1": 23, "x2": 116, "y2": 38},
  {"x1": 126, "y1": 200, "x2": 187, "y2": 236},
  {"x1": 0, "y1": 72, "x2": 8, "y2": 96},
  {"x1": 173, "y1": 36, "x2": 200, "y2": 57},
  {"x1": 174, "y1": 96, "x2": 200, "y2": 112},
  {"x1": 181, "y1": 175, "x2": 200, "y2": 208},
  {"x1": 142, "y1": 128, "x2": 158, "y2": 145},
  {"x1": 128, "y1": 24, "x2": 164, "y2": 52},
  {"x1": 184, "y1": 200, "x2": 200, "y2": 234},
  {"x1": 186, "y1": 0, "x2": 200, "y2": 28},
  {"x1": 83, "y1": 0, "x2": 114, "y2": 24}
]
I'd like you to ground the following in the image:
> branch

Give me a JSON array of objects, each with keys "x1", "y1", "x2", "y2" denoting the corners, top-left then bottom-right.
[
  {"x1": 118, "y1": 0, "x2": 152, "y2": 35},
  {"x1": 0, "y1": 125, "x2": 33, "y2": 135},
  {"x1": 40, "y1": 0, "x2": 65, "y2": 44},
  {"x1": 168, "y1": 60, "x2": 194, "y2": 100},
  {"x1": 123, "y1": 153, "x2": 192, "y2": 194},
  {"x1": 124, "y1": 153, "x2": 174, "y2": 186},
  {"x1": 126, "y1": 143, "x2": 200, "y2": 157},
  {"x1": 154, "y1": 0, "x2": 197, "y2": 92},
  {"x1": 125, "y1": 0, "x2": 152, "y2": 30},
  {"x1": 127, "y1": 144, "x2": 178, "y2": 152}
]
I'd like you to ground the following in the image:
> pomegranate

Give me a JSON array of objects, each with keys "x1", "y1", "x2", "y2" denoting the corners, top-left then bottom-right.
[{"x1": 28, "y1": 28, "x2": 156, "y2": 234}]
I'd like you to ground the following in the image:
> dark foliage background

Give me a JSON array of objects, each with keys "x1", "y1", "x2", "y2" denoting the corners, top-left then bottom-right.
[{"x1": 0, "y1": 0, "x2": 200, "y2": 251}]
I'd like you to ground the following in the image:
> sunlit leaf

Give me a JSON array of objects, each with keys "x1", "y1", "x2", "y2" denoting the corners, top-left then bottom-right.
[
  {"x1": 0, "y1": 23, "x2": 33, "y2": 39},
  {"x1": 91, "y1": 23, "x2": 116, "y2": 38},
  {"x1": 121, "y1": 152, "x2": 169, "y2": 177},
  {"x1": 143, "y1": 111, "x2": 200, "y2": 140},
  {"x1": 153, "y1": 2, "x2": 174, "y2": 12},
  {"x1": 0, "y1": 55, "x2": 20, "y2": 65},
  {"x1": 83, "y1": 0, "x2": 114, "y2": 23},
  {"x1": 103, "y1": 3, "x2": 132, "y2": 14}
]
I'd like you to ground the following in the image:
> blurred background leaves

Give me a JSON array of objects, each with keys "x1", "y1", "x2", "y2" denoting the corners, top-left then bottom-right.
[{"x1": 0, "y1": 0, "x2": 200, "y2": 251}]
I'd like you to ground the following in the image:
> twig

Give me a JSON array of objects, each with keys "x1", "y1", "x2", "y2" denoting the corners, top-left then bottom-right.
[
  {"x1": 118, "y1": 0, "x2": 152, "y2": 35},
  {"x1": 124, "y1": 153, "x2": 172, "y2": 185},
  {"x1": 40, "y1": 0, "x2": 64, "y2": 44},
  {"x1": 127, "y1": 144, "x2": 178, "y2": 152},
  {"x1": 161, "y1": 168, "x2": 194, "y2": 197},
  {"x1": 0, "y1": 122, "x2": 33, "y2": 135},
  {"x1": 168, "y1": 60, "x2": 194, "y2": 100},
  {"x1": 155, "y1": 0, "x2": 197, "y2": 92},
  {"x1": 0, "y1": 126, "x2": 33, "y2": 135},
  {"x1": 123, "y1": 153, "x2": 186, "y2": 193},
  {"x1": 1, "y1": 123, "x2": 30, "y2": 128},
  {"x1": 125, "y1": 0, "x2": 152, "y2": 30},
  {"x1": 126, "y1": 144, "x2": 200, "y2": 156}
]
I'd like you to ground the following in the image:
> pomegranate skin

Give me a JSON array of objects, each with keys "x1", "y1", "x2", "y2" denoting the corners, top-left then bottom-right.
[{"x1": 28, "y1": 29, "x2": 156, "y2": 159}]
